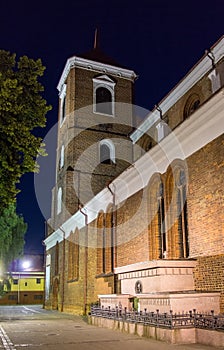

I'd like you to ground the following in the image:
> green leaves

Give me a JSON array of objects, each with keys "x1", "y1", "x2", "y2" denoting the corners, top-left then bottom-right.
[
  {"x1": 0, "y1": 50, "x2": 52, "y2": 210},
  {"x1": 0, "y1": 204, "x2": 27, "y2": 272}
]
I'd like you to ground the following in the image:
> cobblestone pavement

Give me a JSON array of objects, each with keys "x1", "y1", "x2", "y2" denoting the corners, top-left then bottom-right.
[{"x1": 0, "y1": 305, "x2": 223, "y2": 350}]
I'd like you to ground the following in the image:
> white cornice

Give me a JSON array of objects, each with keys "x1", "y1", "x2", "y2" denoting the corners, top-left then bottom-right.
[
  {"x1": 44, "y1": 89, "x2": 224, "y2": 251},
  {"x1": 44, "y1": 187, "x2": 114, "y2": 250},
  {"x1": 116, "y1": 89, "x2": 224, "y2": 203},
  {"x1": 57, "y1": 56, "x2": 137, "y2": 92},
  {"x1": 114, "y1": 260, "x2": 197, "y2": 274},
  {"x1": 131, "y1": 36, "x2": 224, "y2": 143}
]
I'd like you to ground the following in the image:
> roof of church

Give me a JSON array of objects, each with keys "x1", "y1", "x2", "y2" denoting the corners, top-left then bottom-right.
[
  {"x1": 75, "y1": 29, "x2": 129, "y2": 69},
  {"x1": 57, "y1": 31, "x2": 137, "y2": 91},
  {"x1": 76, "y1": 47, "x2": 129, "y2": 70}
]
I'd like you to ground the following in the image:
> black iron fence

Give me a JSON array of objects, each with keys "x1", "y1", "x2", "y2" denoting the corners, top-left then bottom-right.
[{"x1": 90, "y1": 306, "x2": 224, "y2": 331}]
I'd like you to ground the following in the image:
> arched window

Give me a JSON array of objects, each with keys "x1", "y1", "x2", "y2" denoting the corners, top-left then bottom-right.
[
  {"x1": 93, "y1": 75, "x2": 116, "y2": 116},
  {"x1": 61, "y1": 97, "x2": 66, "y2": 120},
  {"x1": 59, "y1": 84, "x2": 67, "y2": 125},
  {"x1": 148, "y1": 176, "x2": 166, "y2": 260},
  {"x1": 157, "y1": 182, "x2": 166, "y2": 258},
  {"x1": 105, "y1": 208, "x2": 114, "y2": 274},
  {"x1": 183, "y1": 93, "x2": 200, "y2": 119},
  {"x1": 96, "y1": 87, "x2": 112, "y2": 115},
  {"x1": 97, "y1": 210, "x2": 114, "y2": 276},
  {"x1": 60, "y1": 145, "x2": 65, "y2": 169},
  {"x1": 97, "y1": 212, "x2": 105, "y2": 274},
  {"x1": 176, "y1": 170, "x2": 189, "y2": 258},
  {"x1": 55, "y1": 242, "x2": 59, "y2": 276},
  {"x1": 57, "y1": 187, "x2": 62, "y2": 214},
  {"x1": 166, "y1": 165, "x2": 189, "y2": 259},
  {"x1": 100, "y1": 139, "x2": 115, "y2": 164},
  {"x1": 100, "y1": 144, "x2": 111, "y2": 164},
  {"x1": 68, "y1": 230, "x2": 79, "y2": 281}
]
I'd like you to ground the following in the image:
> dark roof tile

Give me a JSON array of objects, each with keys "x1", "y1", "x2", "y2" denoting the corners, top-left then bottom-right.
[{"x1": 77, "y1": 48, "x2": 129, "y2": 70}]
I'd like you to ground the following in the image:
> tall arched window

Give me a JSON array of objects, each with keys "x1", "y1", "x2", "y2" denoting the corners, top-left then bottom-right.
[
  {"x1": 176, "y1": 170, "x2": 189, "y2": 258},
  {"x1": 68, "y1": 230, "x2": 79, "y2": 281},
  {"x1": 100, "y1": 139, "x2": 115, "y2": 164},
  {"x1": 55, "y1": 241, "x2": 59, "y2": 276},
  {"x1": 57, "y1": 187, "x2": 62, "y2": 214},
  {"x1": 157, "y1": 182, "x2": 166, "y2": 258},
  {"x1": 61, "y1": 97, "x2": 66, "y2": 120},
  {"x1": 97, "y1": 212, "x2": 105, "y2": 275},
  {"x1": 96, "y1": 87, "x2": 112, "y2": 115},
  {"x1": 148, "y1": 176, "x2": 166, "y2": 260},
  {"x1": 166, "y1": 165, "x2": 189, "y2": 259},
  {"x1": 60, "y1": 145, "x2": 65, "y2": 169},
  {"x1": 59, "y1": 84, "x2": 67, "y2": 125},
  {"x1": 105, "y1": 208, "x2": 114, "y2": 274}
]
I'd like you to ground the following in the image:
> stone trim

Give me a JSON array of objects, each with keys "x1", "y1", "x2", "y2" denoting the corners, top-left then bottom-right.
[
  {"x1": 57, "y1": 56, "x2": 137, "y2": 91},
  {"x1": 131, "y1": 36, "x2": 224, "y2": 143}
]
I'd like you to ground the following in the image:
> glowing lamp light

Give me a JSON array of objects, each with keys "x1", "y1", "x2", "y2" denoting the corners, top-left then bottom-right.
[{"x1": 22, "y1": 261, "x2": 31, "y2": 269}]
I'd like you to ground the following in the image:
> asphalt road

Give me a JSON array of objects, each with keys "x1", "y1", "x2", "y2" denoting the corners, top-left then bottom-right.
[{"x1": 0, "y1": 305, "x2": 222, "y2": 350}]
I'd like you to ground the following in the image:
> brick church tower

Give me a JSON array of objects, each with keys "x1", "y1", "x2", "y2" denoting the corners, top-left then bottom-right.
[{"x1": 49, "y1": 32, "x2": 137, "y2": 232}]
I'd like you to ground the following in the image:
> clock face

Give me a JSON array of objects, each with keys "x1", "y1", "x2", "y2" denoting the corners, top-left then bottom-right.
[{"x1": 135, "y1": 280, "x2": 142, "y2": 294}]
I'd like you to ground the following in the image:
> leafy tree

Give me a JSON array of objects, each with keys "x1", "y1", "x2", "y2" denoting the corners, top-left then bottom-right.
[
  {"x1": 0, "y1": 50, "x2": 51, "y2": 211},
  {"x1": 0, "y1": 203, "x2": 27, "y2": 273}
]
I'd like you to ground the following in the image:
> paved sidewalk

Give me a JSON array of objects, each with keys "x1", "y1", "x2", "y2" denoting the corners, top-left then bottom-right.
[{"x1": 0, "y1": 306, "x2": 223, "y2": 350}]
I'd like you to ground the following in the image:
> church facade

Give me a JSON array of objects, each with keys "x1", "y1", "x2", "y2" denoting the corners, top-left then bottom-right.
[{"x1": 44, "y1": 36, "x2": 224, "y2": 315}]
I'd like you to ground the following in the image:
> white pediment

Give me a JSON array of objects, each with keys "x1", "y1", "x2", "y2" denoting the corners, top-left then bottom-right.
[
  {"x1": 93, "y1": 74, "x2": 115, "y2": 83},
  {"x1": 92, "y1": 75, "x2": 116, "y2": 88},
  {"x1": 93, "y1": 74, "x2": 116, "y2": 89}
]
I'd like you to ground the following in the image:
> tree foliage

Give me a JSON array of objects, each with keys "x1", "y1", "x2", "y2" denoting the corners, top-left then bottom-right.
[
  {"x1": 0, "y1": 50, "x2": 51, "y2": 210},
  {"x1": 0, "y1": 203, "x2": 27, "y2": 272}
]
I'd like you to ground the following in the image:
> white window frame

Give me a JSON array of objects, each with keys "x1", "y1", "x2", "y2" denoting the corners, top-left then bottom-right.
[
  {"x1": 60, "y1": 145, "x2": 65, "y2": 169},
  {"x1": 57, "y1": 187, "x2": 62, "y2": 214},
  {"x1": 93, "y1": 75, "x2": 116, "y2": 116},
  {"x1": 99, "y1": 139, "x2": 116, "y2": 164},
  {"x1": 59, "y1": 84, "x2": 67, "y2": 126}
]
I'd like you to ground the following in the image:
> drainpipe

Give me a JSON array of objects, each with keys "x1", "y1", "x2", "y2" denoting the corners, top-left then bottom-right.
[
  {"x1": 42, "y1": 220, "x2": 49, "y2": 309},
  {"x1": 107, "y1": 183, "x2": 116, "y2": 293},
  {"x1": 59, "y1": 226, "x2": 66, "y2": 312},
  {"x1": 79, "y1": 205, "x2": 88, "y2": 315},
  {"x1": 42, "y1": 234, "x2": 46, "y2": 309}
]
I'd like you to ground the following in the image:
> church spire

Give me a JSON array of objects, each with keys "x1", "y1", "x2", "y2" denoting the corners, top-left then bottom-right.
[{"x1": 94, "y1": 28, "x2": 99, "y2": 50}]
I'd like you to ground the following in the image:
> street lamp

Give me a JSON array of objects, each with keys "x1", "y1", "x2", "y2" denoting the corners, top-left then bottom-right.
[
  {"x1": 17, "y1": 272, "x2": 20, "y2": 304},
  {"x1": 22, "y1": 261, "x2": 31, "y2": 270}
]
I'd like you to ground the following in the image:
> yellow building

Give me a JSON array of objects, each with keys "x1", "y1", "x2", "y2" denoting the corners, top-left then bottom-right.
[
  {"x1": 0, "y1": 255, "x2": 45, "y2": 305},
  {"x1": 6, "y1": 271, "x2": 45, "y2": 305}
]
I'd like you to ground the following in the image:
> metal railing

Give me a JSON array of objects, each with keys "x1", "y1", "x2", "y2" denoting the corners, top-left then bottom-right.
[{"x1": 90, "y1": 306, "x2": 224, "y2": 331}]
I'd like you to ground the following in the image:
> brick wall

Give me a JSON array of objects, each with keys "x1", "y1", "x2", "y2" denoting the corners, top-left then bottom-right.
[
  {"x1": 50, "y1": 66, "x2": 135, "y2": 228},
  {"x1": 187, "y1": 134, "x2": 224, "y2": 257},
  {"x1": 116, "y1": 189, "x2": 149, "y2": 266},
  {"x1": 193, "y1": 255, "x2": 224, "y2": 313}
]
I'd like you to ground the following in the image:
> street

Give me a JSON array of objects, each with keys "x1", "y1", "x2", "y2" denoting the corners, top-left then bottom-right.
[{"x1": 0, "y1": 305, "x2": 222, "y2": 350}]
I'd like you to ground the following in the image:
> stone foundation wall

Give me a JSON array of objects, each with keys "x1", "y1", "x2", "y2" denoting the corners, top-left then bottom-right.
[{"x1": 89, "y1": 315, "x2": 224, "y2": 347}]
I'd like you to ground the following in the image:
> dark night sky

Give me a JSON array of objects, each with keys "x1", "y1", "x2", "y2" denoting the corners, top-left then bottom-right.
[{"x1": 0, "y1": 0, "x2": 223, "y2": 253}]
